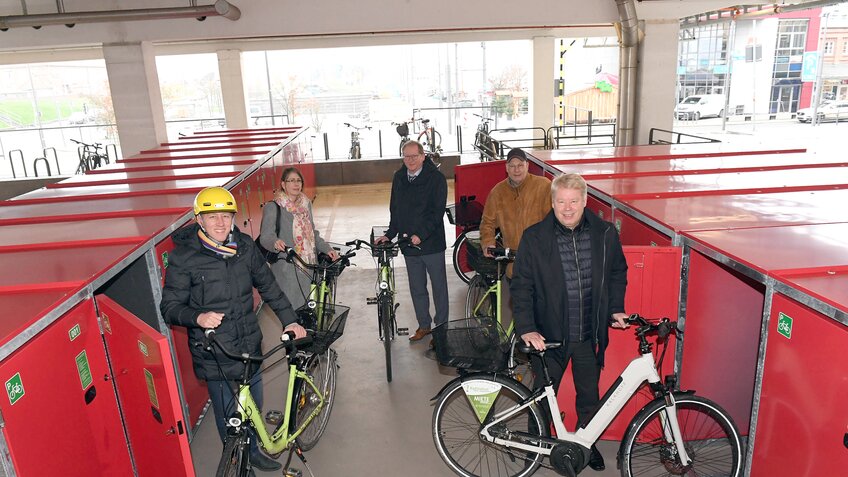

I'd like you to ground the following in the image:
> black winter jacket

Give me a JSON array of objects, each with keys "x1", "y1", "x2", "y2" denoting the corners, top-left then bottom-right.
[
  {"x1": 511, "y1": 209, "x2": 628, "y2": 366},
  {"x1": 386, "y1": 159, "x2": 447, "y2": 256},
  {"x1": 160, "y1": 223, "x2": 298, "y2": 380}
]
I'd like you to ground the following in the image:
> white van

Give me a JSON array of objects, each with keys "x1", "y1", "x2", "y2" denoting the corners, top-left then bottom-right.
[{"x1": 675, "y1": 94, "x2": 726, "y2": 120}]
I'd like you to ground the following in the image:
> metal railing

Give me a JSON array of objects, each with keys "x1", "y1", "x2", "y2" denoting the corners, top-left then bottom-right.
[
  {"x1": 648, "y1": 128, "x2": 721, "y2": 145},
  {"x1": 548, "y1": 106, "x2": 616, "y2": 148}
]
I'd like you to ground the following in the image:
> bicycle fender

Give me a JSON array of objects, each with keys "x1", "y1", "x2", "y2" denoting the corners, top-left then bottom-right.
[{"x1": 616, "y1": 390, "x2": 696, "y2": 462}]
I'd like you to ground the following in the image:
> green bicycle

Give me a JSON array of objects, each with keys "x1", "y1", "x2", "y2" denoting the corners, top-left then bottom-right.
[
  {"x1": 283, "y1": 243, "x2": 356, "y2": 330},
  {"x1": 206, "y1": 305, "x2": 349, "y2": 477}
]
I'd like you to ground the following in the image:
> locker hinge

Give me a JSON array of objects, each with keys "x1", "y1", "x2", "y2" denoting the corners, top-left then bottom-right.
[{"x1": 0, "y1": 407, "x2": 5, "y2": 428}]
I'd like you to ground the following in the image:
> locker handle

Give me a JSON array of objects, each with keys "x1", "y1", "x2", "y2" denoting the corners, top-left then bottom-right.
[{"x1": 843, "y1": 432, "x2": 847, "y2": 449}]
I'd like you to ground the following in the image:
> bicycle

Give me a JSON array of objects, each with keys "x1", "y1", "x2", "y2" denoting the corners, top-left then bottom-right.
[
  {"x1": 206, "y1": 304, "x2": 349, "y2": 476},
  {"x1": 444, "y1": 195, "x2": 485, "y2": 284},
  {"x1": 472, "y1": 113, "x2": 497, "y2": 161},
  {"x1": 393, "y1": 119, "x2": 412, "y2": 156},
  {"x1": 346, "y1": 230, "x2": 416, "y2": 383},
  {"x1": 416, "y1": 118, "x2": 442, "y2": 155},
  {"x1": 344, "y1": 122, "x2": 371, "y2": 159},
  {"x1": 282, "y1": 243, "x2": 357, "y2": 329},
  {"x1": 70, "y1": 138, "x2": 109, "y2": 173},
  {"x1": 431, "y1": 314, "x2": 742, "y2": 477}
]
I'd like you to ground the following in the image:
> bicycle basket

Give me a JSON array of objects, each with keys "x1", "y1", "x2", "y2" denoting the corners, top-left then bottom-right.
[
  {"x1": 465, "y1": 232, "x2": 499, "y2": 276},
  {"x1": 369, "y1": 225, "x2": 399, "y2": 258},
  {"x1": 296, "y1": 304, "x2": 350, "y2": 354},
  {"x1": 396, "y1": 123, "x2": 409, "y2": 137},
  {"x1": 433, "y1": 318, "x2": 508, "y2": 372}
]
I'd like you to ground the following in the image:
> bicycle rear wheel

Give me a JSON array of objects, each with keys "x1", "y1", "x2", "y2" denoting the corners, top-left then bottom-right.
[
  {"x1": 380, "y1": 296, "x2": 393, "y2": 382},
  {"x1": 433, "y1": 374, "x2": 548, "y2": 477},
  {"x1": 452, "y1": 230, "x2": 477, "y2": 284},
  {"x1": 620, "y1": 394, "x2": 743, "y2": 477},
  {"x1": 294, "y1": 349, "x2": 338, "y2": 451},
  {"x1": 216, "y1": 431, "x2": 251, "y2": 477}
]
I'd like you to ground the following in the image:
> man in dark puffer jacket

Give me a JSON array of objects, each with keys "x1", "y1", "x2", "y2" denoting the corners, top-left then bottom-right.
[
  {"x1": 512, "y1": 173, "x2": 629, "y2": 472},
  {"x1": 161, "y1": 187, "x2": 304, "y2": 473}
]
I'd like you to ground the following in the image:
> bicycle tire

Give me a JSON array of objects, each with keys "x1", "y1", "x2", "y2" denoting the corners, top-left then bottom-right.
[
  {"x1": 216, "y1": 431, "x2": 250, "y2": 477},
  {"x1": 465, "y1": 274, "x2": 496, "y2": 319},
  {"x1": 294, "y1": 349, "x2": 338, "y2": 451},
  {"x1": 417, "y1": 130, "x2": 442, "y2": 153},
  {"x1": 433, "y1": 374, "x2": 548, "y2": 477},
  {"x1": 380, "y1": 296, "x2": 393, "y2": 382},
  {"x1": 619, "y1": 393, "x2": 743, "y2": 477},
  {"x1": 452, "y1": 231, "x2": 477, "y2": 284}
]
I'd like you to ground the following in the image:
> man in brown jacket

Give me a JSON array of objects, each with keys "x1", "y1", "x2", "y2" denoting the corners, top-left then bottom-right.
[{"x1": 480, "y1": 148, "x2": 552, "y2": 272}]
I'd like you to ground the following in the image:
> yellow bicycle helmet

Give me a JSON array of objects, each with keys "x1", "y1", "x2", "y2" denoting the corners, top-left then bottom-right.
[{"x1": 193, "y1": 187, "x2": 238, "y2": 215}]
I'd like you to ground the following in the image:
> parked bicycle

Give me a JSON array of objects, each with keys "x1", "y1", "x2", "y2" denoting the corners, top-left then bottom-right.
[
  {"x1": 393, "y1": 119, "x2": 412, "y2": 156},
  {"x1": 416, "y1": 118, "x2": 442, "y2": 155},
  {"x1": 472, "y1": 113, "x2": 498, "y2": 161},
  {"x1": 431, "y1": 314, "x2": 742, "y2": 477},
  {"x1": 282, "y1": 242, "x2": 357, "y2": 328},
  {"x1": 70, "y1": 138, "x2": 109, "y2": 174},
  {"x1": 346, "y1": 230, "x2": 416, "y2": 383},
  {"x1": 206, "y1": 304, "x2": 349, "y2": 476},
  {"x1": 444, "y1": 196, "x2": 485, "y2": 284},
  {"x1": 344, "y1": 123, "x2": 371, "y2": 159}
]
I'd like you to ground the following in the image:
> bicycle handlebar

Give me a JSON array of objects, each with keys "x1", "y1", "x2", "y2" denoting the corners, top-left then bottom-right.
[
  {"x1": 70, "y1": 138, "x2": 102, "y2": 149},
  {"x1": 625, "y1": 314, "x2": 681, "y2": 340},
  {"x1": 345, "y1": 235, "x2": 419, "y2": 251},
  {"x1": 486, "y1": 247, "x2": 516, "y2": 261},
  {"x1": 202, "y1": 328, "x2": 314, "y2": 363},
  {"x1": 283, "y1": 245, "x2": 356, "y2": 270}
]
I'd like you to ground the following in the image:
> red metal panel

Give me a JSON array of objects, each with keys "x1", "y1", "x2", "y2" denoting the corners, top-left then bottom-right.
[
  {"x1": 154, "y1": 239, "x2": 209, "y2": 427},
  {"x1": 750, "y1": 293, "x2": 848, "y2": 476},
  {"x1": 527, "y1": 145, "x2": 806, "y2": 164},
  {"x1": 120, "y1": 149, "x2": 270, "y2": 163},
  {"x1": 144, "y1": 141, "x2": 280, "y2": 154},
  {"x1": 586, "y1": 195, "x2": 611, "y2": 222},
  {"x1": 776, "y1": 267, "x2": 848, "y2": 315},
  {"x1": 47, "y1": 170, "x2": 239, "y2": 189},
  {"x1": 186, "y1": 127, "x2": 299, "y2": 138},
  {"x1": 0, "y1": 244, "x2": 139, "y2": 290},
  {"x1": 613, "y1": 209, "x2": 673, "y2": 246},
  {"x1": 161, "y1": 134, "x2": 289, "y2": 147},
  {"x1": 454, "y1": 161, "x2": 508, "y2": 212},
  {"x1": 97, "y1": 296, "x2": 194, "y2": 477},
  {"x1": 680, "y1": 250, "x2": 764, "y2": 434},
  {"x1": 68, "y1": 164, "x2": 247, "y2": 181},
  {"x1": 87, "y1": 158, "x2": 256, "y2": 174},
  {"x1": 556, "y1": 246, "x2": 681, "y2": 439},
  {"x1": 0, "y1": 192, "x2": 196, "y2": 220},
  {"x1": 0, "y1": 299, "x2": 134, "y2": 476},
  {"x1": 0, "y1": 216, "x2": 182, "y2": 248},
  {"x1": 5, "y1": 186, "x2": 203, "y2": 204},
  {"x1": 0, "y1": 209, "x2": 185, "y2": 227},
  {"x1": 0, "y1": 287, "x2": 82, "y2": 348}
]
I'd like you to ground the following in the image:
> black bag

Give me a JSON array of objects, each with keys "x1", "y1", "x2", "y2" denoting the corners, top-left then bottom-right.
[{"x1": 255, "y1": 201, "x2": 282, "y2": 264}]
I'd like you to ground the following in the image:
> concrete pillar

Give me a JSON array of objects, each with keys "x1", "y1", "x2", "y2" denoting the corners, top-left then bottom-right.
[
  {"x1": 634, "y1": 20, "x2": 679, "y2": 144},
  {"x1": 532, "y1": 36, "x2": 556, "y2": 145},
  {"x1": 103, "y1": 42, "x2": 167, "y2": 158},
  {"x1": 217, "y1": 49, "x2": 249, "y2": 129}
]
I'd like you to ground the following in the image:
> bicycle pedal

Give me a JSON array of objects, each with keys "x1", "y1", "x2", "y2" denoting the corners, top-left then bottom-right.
[
  {"x1": 397, "y1": 327, "x2": 409, "y2": 336},
  {"x1": 285, "y1": 469, "x2": 303, "y2": 477},
  {"x1": 366, "y1": 297, "x2": 378, "y2": 305},
  {"x1": 265, "y1": 410, "x2": 283, "y2": 426}
]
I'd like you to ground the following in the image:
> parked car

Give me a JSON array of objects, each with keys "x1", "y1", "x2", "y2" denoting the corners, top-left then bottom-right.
[
  {"x1": 796, "y1": 100, "x2": 848, "y2": 123},
  {"x1": 675, "y1": 94, "x2": 726, "y2": 120}
]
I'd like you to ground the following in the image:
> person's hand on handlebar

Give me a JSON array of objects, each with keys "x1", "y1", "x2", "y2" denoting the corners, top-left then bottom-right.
[
  {"x1": 521, "y1": 331, "x2": 547, "y2": 352},
  {"x1": 198, "y1": 311, "x2": 224, "y2": 329},
  {"x1": 327, "y1": 249, "x2": 340, "y2": 261},
  {"x1": 283, "y1": 322, "x2": 307, "y2": 339},
  {"x1": 610, "y1": 312, "x2": 630, "y2": 329},
  {"x1": 410, "y1": 234, "x2": 421, "y2": 246},
  {"x1": 273, "y1": 239, "x2": 287, "y2": 251},
  {"x1": 482, "y1": 242, "x2": 496, "y2": 258},
  {"x1": 373, "y1": 235, "x2": 389, "y2": 244}
]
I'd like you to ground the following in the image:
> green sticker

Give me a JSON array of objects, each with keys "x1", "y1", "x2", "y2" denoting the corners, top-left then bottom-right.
[
  {"x1": 102, "y1": 313, "x2": 112, "y2": 335},
  {"x1": 144, "y1": 369, "x2": 159, "y2": 409},
  {"x1": 69, "y1": 324, "x2": 81, "y2": 341},
  {"x1": 650, "y1": 241, "x2": 658, "y2": 247},
  {"x1": 76, "y1": 350, "x2": 93, "y2": 390},
  {"x1": 138, "y1": 340, "x2": 149, "y2": 357},
  {"x1": 462, "y1": 381, "x2": 502, "y2": 423},
  {"x1": 5, "y1": 373, "x2": 25, "y2": 405},
  {"x1": 598, "y1": 210, "x2": 605, "y2": 219},
  {"x1": 161, "y1": 251, "x2": 169, "y2": 269},
  {"x1": 777, "y1": 312, "x2": 793, "y2": 339},
  {"x1": 615, "y1": 218, "x2": 622, "y2": 233}
]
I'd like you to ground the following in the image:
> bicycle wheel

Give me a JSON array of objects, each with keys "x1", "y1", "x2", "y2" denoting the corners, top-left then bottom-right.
[
  {"x1": 380, "y1": 296, "x2": 393, "y2": 382},
  {"x1": 452, "y1": 231, "x2": 477, "y2": 284},
  {"x1": 433, "y1": 374, "x2": 548, "y2": 477},
  {"x1": 465, "y1": 274, "x2": 495, "y2": 319},
  {"x1": 216, "y1": 431, "x2": 250, "y2": 477},
  {"x1": 294, "y1": 349, "x2": 338, "y2": 451},
  {"x1": 620, "y1": 394, "x2": 743, "y2": 477}
]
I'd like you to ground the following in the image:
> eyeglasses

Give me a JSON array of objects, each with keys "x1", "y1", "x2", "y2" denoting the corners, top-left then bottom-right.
[
  {"x1": 285, "y1": 178, "x2": 303, "y2": 183},
  {"x1": 403, "y1": 154, "x2": 422, "y2": 160}
]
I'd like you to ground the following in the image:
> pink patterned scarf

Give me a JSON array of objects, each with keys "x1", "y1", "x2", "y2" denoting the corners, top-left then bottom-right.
[{"x1": 277, "y1": 193, "x2": 317, "y2": 264}]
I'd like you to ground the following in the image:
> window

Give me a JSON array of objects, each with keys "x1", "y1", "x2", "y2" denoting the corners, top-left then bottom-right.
[
  {"x1": 825, "y1": 41, "x2": 834, "y2": 55},
  {"x1": 843, "y1": 42, "x2": 848, "y2": 55},
  {"x1": 746, "y1": 45, "x2": 763, "y2": 62}
]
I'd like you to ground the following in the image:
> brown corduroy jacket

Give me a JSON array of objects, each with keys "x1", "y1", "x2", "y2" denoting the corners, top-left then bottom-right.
[{"x1": 479, "y1": 173, "x2": 552, "y2": 276}]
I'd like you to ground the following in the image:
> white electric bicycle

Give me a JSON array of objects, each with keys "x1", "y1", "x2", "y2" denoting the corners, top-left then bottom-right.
[{"x1": 431, "y1": 314, "x2": 743, "y2": 477}]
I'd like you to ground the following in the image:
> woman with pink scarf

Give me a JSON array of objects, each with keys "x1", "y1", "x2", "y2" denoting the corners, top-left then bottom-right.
[{"x1": 259, "y1": 167, "x2": 339, "y2": 309}]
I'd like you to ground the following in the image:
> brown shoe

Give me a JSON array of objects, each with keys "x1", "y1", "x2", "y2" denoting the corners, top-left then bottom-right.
[{"x1": 409, "y1": 327, "x2": 431, "y2": 342}]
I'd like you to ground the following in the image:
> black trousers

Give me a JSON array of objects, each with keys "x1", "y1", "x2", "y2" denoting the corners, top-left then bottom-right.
[{"x1": 531, "y1": 339, "x2": 601, "y2": 428}]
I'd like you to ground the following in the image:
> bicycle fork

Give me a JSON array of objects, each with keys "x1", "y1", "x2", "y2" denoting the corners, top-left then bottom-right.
[{"x1": 658, "y1": 393, "x2": 693, "y2": 467}]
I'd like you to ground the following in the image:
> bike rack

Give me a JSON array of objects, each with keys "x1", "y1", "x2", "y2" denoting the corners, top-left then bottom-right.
[
  {"x1": 648, "y1": 128, "x2": 722, "y2": 145},
  {"x1": 489, "y1": 127, "x2": 549, "y2": 155},
  {"x1": 43, "y1": 147, "x2": 61, "y2": 175},
  {"x1": 105, "y1": 144, "x2": 117, "y2": 164},
  {"x1": 32, "y1": 156, "x2": 51, "y2": 177},
  {"x1": 9, "y1": 149, "x2": 26, "y2": 178}
]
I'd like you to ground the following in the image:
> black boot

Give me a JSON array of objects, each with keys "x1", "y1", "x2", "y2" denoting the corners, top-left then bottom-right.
[
  {"x1": 587, "y1": 445, "x2": 605, "y2": 471},
  {"x1": 249, "y1": 448, "x2": 282, "y2": 472}
]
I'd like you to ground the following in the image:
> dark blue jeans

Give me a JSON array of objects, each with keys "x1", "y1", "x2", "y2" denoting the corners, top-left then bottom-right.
[{"x1": 207, "y1": 373, "x2": 263, "y2": 453}]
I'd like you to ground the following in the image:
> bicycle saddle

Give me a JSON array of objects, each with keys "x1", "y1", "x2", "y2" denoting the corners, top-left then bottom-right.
[{"x1": 517, "y1": 341, "x2": 562, "y2": 355}]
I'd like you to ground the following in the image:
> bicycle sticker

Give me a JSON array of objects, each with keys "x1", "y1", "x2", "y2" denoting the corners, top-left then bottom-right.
[
  {"x1": 777, "y1": 312, "x2": 793, "y2": 340},
  {"x1": 144, "y1": 369, "x2": 160, "y2": 409},
  {"x1": 462, "y1": 381, "x2": 502, "y2": 423},
  {"x1": 5, "y1": 373, "x2": 25, "y2": 405},
  {"x1": 69, "y1": 323, "x2": 81, "y2": 341},
  {"x1": 76, "y1": 350, "x2": 93, "y2": 390},
  {"x1": 138, "y1": 340, "x2": 149, "y2": 357}
]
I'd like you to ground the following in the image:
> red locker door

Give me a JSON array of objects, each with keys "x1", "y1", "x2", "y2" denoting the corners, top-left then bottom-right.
[
  {"x1": 0, "y1": 299, "x2": 134, "y2": 476},
  {"x1": 97, "y1": 295, "x2": 195, "y2": 477}
]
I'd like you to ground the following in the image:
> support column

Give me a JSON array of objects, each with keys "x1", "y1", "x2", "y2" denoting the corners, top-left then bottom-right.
[
  {"x1": 103, "y1": 42, "x2": 167, "y2": 158},
  {"x1": 634, "y1": 20, "x2": 679, "y2": 143},
  {"x1": 532, "y1": 36, "x2": 556, "y2": 146},
  {"x1": 217, "y1": 49, "x2": 249, "y2": 130}
]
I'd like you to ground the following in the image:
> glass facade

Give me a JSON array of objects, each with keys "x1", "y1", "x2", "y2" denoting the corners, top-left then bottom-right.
[
  {"x1": 770, "y1": 19, "x2": 808, "y2": 113},
  {"x1": 677, "y1": 23, "x2": 730, "y2": 102}
]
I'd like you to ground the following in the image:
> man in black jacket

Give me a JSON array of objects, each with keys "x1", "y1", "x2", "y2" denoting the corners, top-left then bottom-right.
[
  {"x1": 512, "y1": 173, "x2": 629, "y2": 471},
  {"x1": 376, "y1": 140, "x2": 449, "y2": 344},
  {"x1": 161, "y1": 187, "x2": 305, "y2": 473}
]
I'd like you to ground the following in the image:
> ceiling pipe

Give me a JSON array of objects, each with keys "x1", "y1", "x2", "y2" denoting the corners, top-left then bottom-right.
[
  {"x1": 615, "y1": 0, "x2": 640, "y2": 147},
  {"x1": 0, "y1": 0, "x2": 240, "y2": 30}
]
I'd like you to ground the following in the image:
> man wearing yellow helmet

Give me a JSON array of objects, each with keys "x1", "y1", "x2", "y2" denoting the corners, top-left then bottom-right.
[{"x1": 161, "y1": 186, "x2": 304, "y2": 473}]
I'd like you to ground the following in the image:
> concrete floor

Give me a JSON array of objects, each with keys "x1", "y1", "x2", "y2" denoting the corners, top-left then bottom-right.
[{"x1": 189, "y1": 181, "x2": 623, "y2": 477}]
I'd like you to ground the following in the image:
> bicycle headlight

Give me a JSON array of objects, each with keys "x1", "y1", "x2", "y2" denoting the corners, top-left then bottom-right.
[
  {"x1": 307, "y1": 300, "x2": 317, "y2": 309},
  {"x1": 227, "y1": 417, "x2": 242, "y2": 427},
  {"x1": 379, "y1": 281, "x2": 389, "y2": 290}
]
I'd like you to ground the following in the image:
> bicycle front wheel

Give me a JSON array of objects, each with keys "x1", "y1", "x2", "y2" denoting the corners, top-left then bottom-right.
[
  {"x1": 465, "y1": 274, "x2": 495, "y2": 319},
  {"x1": 380, "y1": 296, "x2": 393, "y2": 382},
  {"x1": 294, "y1": 349, "x2": 338, "y2": 451},
  {"x1": 620, "y1": 394, "x2": 743, "y2": 477},
  {"x1": 452, "y1": 231, "x2": 477, "y2": 284},
  {"x1": 216, "y1": 431, "x2": 251, "y2": 477},
  {"x1": 433, "y1": 374, "x2": 548, "y2": 477}
]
